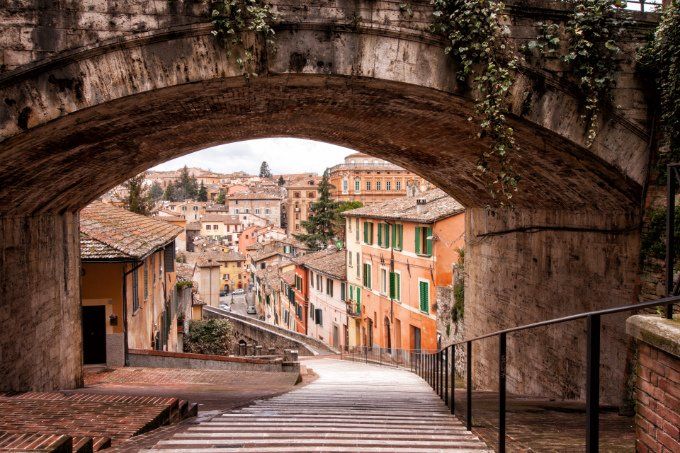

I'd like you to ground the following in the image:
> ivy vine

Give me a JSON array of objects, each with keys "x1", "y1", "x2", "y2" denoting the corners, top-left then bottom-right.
[
  {"x1": 639, "y1": 0, "x2": 680, "y2": 174},
  {"x1": 208, "y1": 0, "x2": 276, "y2": 77},
  {"x1": 431, "y1": 0, "x2": 519, "y2": 202},
  {"x1": 563, "y1": 0, "x2": 628, "y2": 146}
]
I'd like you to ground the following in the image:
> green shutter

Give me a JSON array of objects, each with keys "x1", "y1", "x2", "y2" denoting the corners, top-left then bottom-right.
[
  {"x1": 364, "y1": 221, "x2": 369, "y2": 243},
  {"x1": 426, "y1": 227, "x2": 433, "y2": 256},
  {"x1": 357, "y1": 287, "x2": 361, "y2": 311},
  {"x1": 399, "y1": 225, "x2": 403, "y2": 250},
  {"x1": 396, "y1": 273, "x2": 401, "y2": 301},
  {"x1": 415, "y1": 226, "x2": 421, "y2": 254},
  {"x1": 350, "y1": 285, "x2": 354, "y2": 300},
  {"x1": 377, "y1": 223, "x2": 382, "y2": 246},
  {"x1": 389, "y1": 272, "x2": 395, "y2": 299},
  {"x1": 385, "y1": 224, "x2": 390, "y2": 248},
  {"x1": 419, "y1": 281, "x2": 429, "y2": 312},
  {"x1": 391, "y1": 224, "x2": 397, "y2": 248},
  {"x1": 369, "y1": 223, "x2": 374, "y2": 244}
]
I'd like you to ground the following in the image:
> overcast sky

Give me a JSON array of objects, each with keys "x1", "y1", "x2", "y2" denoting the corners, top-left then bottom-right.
[{"x1": 152, "y1": 138, "x2": 356, "y2": 175}]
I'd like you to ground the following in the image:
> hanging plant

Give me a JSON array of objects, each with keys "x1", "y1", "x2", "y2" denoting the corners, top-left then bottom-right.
[
  {"x1": 639, "y1": 0, "x2": 680, "y2": 172},
  {"x1": 563, "y1": 0, "x2": 628, "y2": 146},
  {"x1": 431, "y1": 0, "x2": 519, "y2": 203},
  {"x1": 208, "y1": 0, "x2": 276, "y2": 77}
]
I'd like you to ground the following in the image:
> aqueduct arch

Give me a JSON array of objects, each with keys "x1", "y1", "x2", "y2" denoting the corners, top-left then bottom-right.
[{"x1": 0, "y1": 0, "x2": 658, "y2": 402}]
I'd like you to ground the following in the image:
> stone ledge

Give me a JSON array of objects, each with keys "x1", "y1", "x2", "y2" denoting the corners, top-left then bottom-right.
[{"x1": 626, "y1": 315, "x2": 680, "y2": 358}]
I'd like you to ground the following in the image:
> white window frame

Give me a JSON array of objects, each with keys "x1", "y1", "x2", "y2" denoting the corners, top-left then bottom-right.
[{"x1": 380, "y1": 267, "x2": 388, "y2": 295}]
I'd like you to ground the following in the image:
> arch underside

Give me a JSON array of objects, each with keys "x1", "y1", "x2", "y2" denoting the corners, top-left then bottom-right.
[
  {"x1": 0, "y1": 21, "x2": 647, "y2": 215},
  {"x1": 0, "y1": 74, "x2": 641, "y2": 215}
]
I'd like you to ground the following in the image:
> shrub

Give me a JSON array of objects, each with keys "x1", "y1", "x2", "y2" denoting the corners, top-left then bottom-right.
[{"x1": 183, "y1": 318, "x2": 234, "y2": 355}]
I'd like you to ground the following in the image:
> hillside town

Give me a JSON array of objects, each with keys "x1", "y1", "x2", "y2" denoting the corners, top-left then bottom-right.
[{"x1": 83, "y1": 152, "x2": 461, "y2": 366}]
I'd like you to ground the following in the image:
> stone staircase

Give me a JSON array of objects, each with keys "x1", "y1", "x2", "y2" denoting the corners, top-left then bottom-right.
[
  {"x1": 0, "y1": 392, "x2": 198, "y2": 452},
  {"x1": 145, "y1": 358, "x2": 491, "y2": 452}
]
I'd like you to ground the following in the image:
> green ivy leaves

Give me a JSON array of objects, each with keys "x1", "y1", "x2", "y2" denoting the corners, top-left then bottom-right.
[
  {"x1": 209, "y1": 0, "x2": 276, "y2": 77},
  {"x1": 431, "y1": 0, "x2": 519, "y2": 203}
]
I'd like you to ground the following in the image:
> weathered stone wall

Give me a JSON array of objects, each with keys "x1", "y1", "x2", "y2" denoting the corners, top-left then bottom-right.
[
  {"x1": 436, "y1": 285, "x2": 466, "y2": 376},
  {"x1": 626, "y1": 315, "x2": 680, "y2": 452},
  {"x1": 465, "y1": 207, "x2": 640, "y2": 404},
  {"x1": 0, "y1": 212, "x2": 82, "y2": 391}
]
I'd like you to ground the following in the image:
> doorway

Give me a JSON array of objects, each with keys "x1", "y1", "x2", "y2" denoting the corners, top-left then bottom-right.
[
  {"x1": 333, "y1": 324, "x2": 340, "y2": 348},
  {"x1": 82, "y1": 305, "x2": 106, "y2": 364}
]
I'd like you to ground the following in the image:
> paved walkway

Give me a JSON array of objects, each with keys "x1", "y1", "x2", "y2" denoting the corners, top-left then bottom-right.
[{"x1": 146, "y1": 358, "x2": 491, "y2": 452}]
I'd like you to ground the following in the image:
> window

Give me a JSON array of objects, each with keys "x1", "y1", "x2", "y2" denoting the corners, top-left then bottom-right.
[
  {"x1": 326, "y1": 278, "x2": 333, "y2": 297},
  {"x1": 342, "y1": 179, "x2": 348, "y2": 193},
  {"x1": 315, "y1": 308, "x2": 323, "y2": 325},
  {"x1": 415, "y1": 226, "x2": 433, "y2": 256},
  {"x1": 386, "y1": 181, "x2": 391, "y2": 191},
  {"x1": 308, "y1": 192, "x2": 315, "y2": 198},
  {"x1": 355, "y1": 218, "x2": 360, "y2": 242},
  {"x1": 265, "y1": 208, "x2": 270, "y2": 214},
  {"x1": 376, "y1": 181, "x2": 381, "y2": 191},
  {"x1": 356, "y1": 252, "x2": 360, "y2": 277},
  {"x1": 363, "y1": 221, "x2": 374, "y2": 245},
  {"x1": 354, "y1": 179, "x2": 360, "y2": 192},
  {"x1": 377, "y1": 223, "x2": 390, "y2": 248},
  {"x1": 317, "y1": 274, "x2": 322, "y2": 289},
  {"x1": 363, "y1": 263, "x2": 372, "y2": 288},
  {"x1": 132, "y1": 268, "x2": 139, "y2": 311},
  {"x1": 164, "y1": 242, "x2": 175, "y2": 272},
  {"x1": 392, "y1": 224, "x2": 403, "y2": 250},
  {"x1": 340, "y1": 282, "x2": 346, "y2": 301},
  {"x1": 235, "y1": 208, "x2": 239, "y2": 214},
  {"x1": 294, "y1": 191, "x2": 301, "y2": 198},
  {"x1": 295, "y1": 275, "x2": 303, "y2": 290},
  {"x1": 396, "y1": 180, "x2": 402, "y2": 190},
  {"x1": 380, "y1": 268, "x2": 387, "y2": 294},
  {"x1": 310, "y1": 272, "x2": 314, "y2": 288},
  {"x1": 419, "y1": 280, "x2": 430, "y2": 312},
  {"x1": 206, "y1": 224, "x2": 211, "y2": 230},
  {"x1": 255, "y1": 208, "x2": 260, "y2": 214},
  {"x1": 366, "y1": 181, "x2": 371, "y2": 191},
  {"x1": 390, "y1": 271, "x2": 401, "y2": 301},
  {"x1": 310, "y1": 303, "x2": 315, "y2": 320}
]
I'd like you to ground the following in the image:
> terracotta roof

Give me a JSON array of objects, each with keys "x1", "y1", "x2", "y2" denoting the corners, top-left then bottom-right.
[
  {"x1": 292, "y1": 247, "x2": 338, "y2": 266},
  {"x1": 342, "y1": 189, "x2": 464, "y2": 223},
  {"x1": 80, "y1": 201, "x2": 182, "y2": 260},
  {"x1": 303, "y1": 248, "x2": 346, "y2": 280},
  {"x1": 200, "y1": 250, "x2": 245, "y2": 263},
  {"x1": 201, "y1": 214, "x2": 241, "y2": 224},
  {"x1": 228, "y1": 191, "x2": 282, "y2": 200},
  {"x1": 185, "y1": 221, "x2": 201, "y2": 231},
  {"x1": 281, "y1": 270, "x2": 296, "y2": 286}
]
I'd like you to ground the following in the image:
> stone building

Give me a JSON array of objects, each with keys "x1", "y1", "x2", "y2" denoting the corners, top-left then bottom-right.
[
  {"x1": 284, "y1": 174, "x2": 320, "y2": 234},
  {"x1": 80, "y1": 201, "x2": 182, "y2": 367},
  {"x1": 328, "y1": 153, "x2": 426, "y2": 206},
  {"x1": 343, "y1": 189, "x2": 465, "y2": 352},
  {"x1": 199, "y1": 213, "x2": 243, "y2": 247},
  {"x1": 226, "y1": 191, "x2": 283, "y2": 227},
  {"x1": 305, "y1": 249, "x2": 348, "y2": 350}
]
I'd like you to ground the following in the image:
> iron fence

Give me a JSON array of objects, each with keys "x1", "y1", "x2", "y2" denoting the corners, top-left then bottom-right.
[
  {"x1": 415, "y1": 295, "x2": 680, "y2": 453},
  {"x1": 340, "y1": 345, "x2": 437, "y2": 370}
]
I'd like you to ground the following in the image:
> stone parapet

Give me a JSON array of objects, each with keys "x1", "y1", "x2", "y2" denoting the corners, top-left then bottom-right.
[{"x1": 626, "y1": 315, "x2": 680, "y2": 453}]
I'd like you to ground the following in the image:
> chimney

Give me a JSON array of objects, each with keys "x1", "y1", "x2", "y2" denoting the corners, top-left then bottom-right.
[{"x1": 416, "y1": 197, "x2": 427, "y2": 214}]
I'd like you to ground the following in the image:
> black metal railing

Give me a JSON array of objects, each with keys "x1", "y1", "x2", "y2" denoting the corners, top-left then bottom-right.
[
  {"x1": 414, "y1": 295, "x2": 679, "y2": 453},
  {"x1": 341, "y1": 345, "x2": 437, "y2": 369}
]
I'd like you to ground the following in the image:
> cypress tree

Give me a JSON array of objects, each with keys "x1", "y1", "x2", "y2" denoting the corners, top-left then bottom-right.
[{"x1": 295, "y1": 169, "x2": 339, "y2": 250}]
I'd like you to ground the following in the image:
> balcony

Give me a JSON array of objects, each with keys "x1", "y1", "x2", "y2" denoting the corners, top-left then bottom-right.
[{"x1": 346, "y1": 300, "x2": 361, "y2": 318}]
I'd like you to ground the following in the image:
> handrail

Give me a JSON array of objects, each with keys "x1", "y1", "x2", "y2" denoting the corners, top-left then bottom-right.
[
  {"x1": 449, "y1": 294, "x2": 680, "y2": 346},
  {"x1": 415, "y1": 296, "x2": 677, "y2": 453}
]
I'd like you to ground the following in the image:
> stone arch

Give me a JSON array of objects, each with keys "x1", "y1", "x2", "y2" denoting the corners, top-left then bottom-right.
[{"x1": 0, "y1": 0, "x2": 658, "y2": 403}]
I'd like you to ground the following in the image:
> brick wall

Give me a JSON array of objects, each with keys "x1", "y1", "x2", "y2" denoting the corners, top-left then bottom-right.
[{"x1": 635, "y1": 343, "x2": 680, "y2": 452}]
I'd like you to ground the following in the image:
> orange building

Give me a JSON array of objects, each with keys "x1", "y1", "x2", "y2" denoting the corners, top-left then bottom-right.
[
  {"x1": 343, "y1": 189, "x2": 464, "y2": 352},
  {"x1": 329, "y1": 153, "x2": 428, "y2": 206}
]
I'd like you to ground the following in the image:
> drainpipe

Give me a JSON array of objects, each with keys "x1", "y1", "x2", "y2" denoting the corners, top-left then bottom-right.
[{"x1": 122, "y1": 260, "x2": 144, "y2": 366}]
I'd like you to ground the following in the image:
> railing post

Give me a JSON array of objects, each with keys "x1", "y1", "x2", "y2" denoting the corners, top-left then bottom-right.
[
  {"x1": 436, "y1": 352, "x2": 440, "y2": 396},
  {"x1": 444, "y1": 347, "x2": 449, "y2": 406},
  {"x1": 440, "y1": 350, "x2": 444, "y2": 399},
  {"x1": 666, "y1": 164, "x2": 676, "y2": 319},
  {"x1": 466, "y1": 341, "x2": 472, "y2": 431},
  {"x1": 451, "y1": 345, "x2": 456, "y2": 415},
  {"x1": 586, "y1": 314, "x2": 601, "y2": 453},
  {"x1": 499, "y1": 332, "x2": 507, "y2": 453}
]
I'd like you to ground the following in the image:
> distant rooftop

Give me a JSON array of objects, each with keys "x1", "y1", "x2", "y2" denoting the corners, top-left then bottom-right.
[{"x1": 342, "y1": 189, "x2": 464, "y2": 223}]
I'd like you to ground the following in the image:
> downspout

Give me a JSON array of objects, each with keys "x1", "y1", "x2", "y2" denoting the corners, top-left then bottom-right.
[{"x1": 122, "y1": 260, "x2": 144, "y2": 366}]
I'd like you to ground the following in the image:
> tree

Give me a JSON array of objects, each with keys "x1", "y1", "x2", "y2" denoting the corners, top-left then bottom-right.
[
  {"x1": 176, "y1": 165, "x2": 199, "y2": 200},
  {"x1": 295, "y1": 169, "x2": 339, "y2": 250},
  {"x1": 149, "y1": 181, "x2": 164, "y2": 201},
  {"x1": 121, "y1": 172, "x2": 153, "y2": 215},
  {"x1": 259, "y1": 161, "x2": 272, "y2": 178},
  {"x1": 216, "y1": 189, "x2": 226, "y2": 204},
  {"x1": 197, "y1": 181, "x2": 208, "y2": 201},
  {"x1": 333, "y1": 201, "x2": 363, "y2": 242},
  {"x1": 162, "y1": 183, "x2": 175, "y2": 201},
  {"x1": 278, "y1": 175, "x2": 286, "y2": 186},
  {"x1": 183, "y1": 319, "x2": 234, "y2": 355}
]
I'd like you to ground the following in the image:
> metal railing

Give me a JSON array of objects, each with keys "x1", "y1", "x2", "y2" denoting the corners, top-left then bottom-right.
[
  {"x1": 341, "y1": 345, "x2": 437, "y2": 369},
  {"x1": 415, "y1": 295, "x2": 679, "y2": 453}
]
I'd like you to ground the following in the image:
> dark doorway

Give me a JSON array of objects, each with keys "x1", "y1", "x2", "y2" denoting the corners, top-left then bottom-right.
[
  {"x1": 411, "y1": 325, "x2": 421, "y2": 352},
  {"x1": 82, "y1": 305, "x2": 106, "y2": 364}
]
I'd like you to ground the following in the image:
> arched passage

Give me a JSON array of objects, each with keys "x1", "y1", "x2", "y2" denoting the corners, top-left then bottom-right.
[{"x1": 0, "y1": 0, "x2": 657, "y2": 403}]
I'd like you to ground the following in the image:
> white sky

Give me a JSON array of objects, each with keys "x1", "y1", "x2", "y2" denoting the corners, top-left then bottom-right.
[{"x1": 152, "y1": 138, "x2": 356, "y2": 175}]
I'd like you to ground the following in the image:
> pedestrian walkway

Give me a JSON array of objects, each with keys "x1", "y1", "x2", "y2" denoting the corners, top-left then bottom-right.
[{"x1": 146, "y1": 357, "x2": 491, "y2": 452}]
